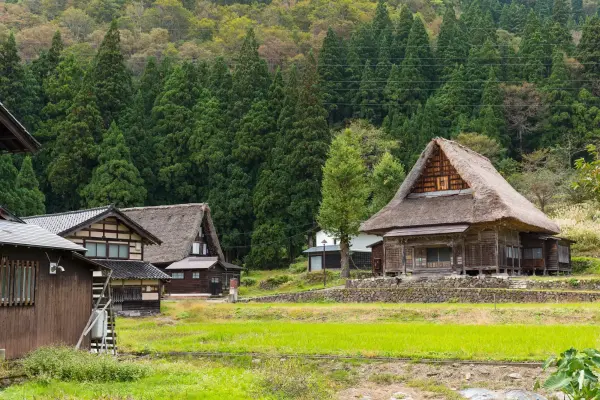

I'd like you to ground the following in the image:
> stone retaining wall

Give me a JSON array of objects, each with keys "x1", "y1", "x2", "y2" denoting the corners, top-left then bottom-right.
[
  {"x1": 246, "y1": 287, "x2": 600, "y2": 303},
  {"x1": 345, "y1": 276, "x2": 600, "y2": 291}
]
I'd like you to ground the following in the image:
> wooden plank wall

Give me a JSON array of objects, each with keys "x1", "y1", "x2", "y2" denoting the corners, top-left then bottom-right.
[
  {"x1": 411, "y1": 146, "x2": 470, "y2": 193},
  {"x1": 165, "y1": 266, "x2": 226, "y2": 294},
  {"x1": 0, "y1": 247, "x2": 92, "y2": 359}
]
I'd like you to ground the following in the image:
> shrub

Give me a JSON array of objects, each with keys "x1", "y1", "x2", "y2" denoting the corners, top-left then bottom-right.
[
  {"x1": 258, "y1": 359, "x2": 329, "y2": 399},
  {"x1": 537, "y1": 348, "x2": 600, "y2": 399},
  {"x1": 258, "y1": 275, "x2": 292, "y2": 290},
  {"x1": 241, "y1": 277, "x2": 257, "y2": 287},
  {"x1": 303, "y1": 270, "x2": 338, "y2": 284},
  {"x1": 289, "y1": 257, "x2": 308, "y2": 274},
  {"x1": 22, "y1": 347, "x2": 149, "y2": 383},
  {"x1": 350, "y1": 270, "x2": 373, "y2": 279},
  {"x1": 571, "y1": 256, "x2": 600, "y2": 275}
]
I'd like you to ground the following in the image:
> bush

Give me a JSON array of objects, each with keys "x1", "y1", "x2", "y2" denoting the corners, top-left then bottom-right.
[
  {"x1": 289, "y1": 257, "x2": 308, "y2": 274},
  {"x1": 258, "y1": 275, "x2": 292, "y2": 290},
  {"x1": 571, "y1": 256, "x2": 600, "y2": 275},
  {"x1": 538, "y1": 348, "x2": 600, "y2": 399},
  {"x1": 241, "y1": 277, "x2": 257, "y2": 287},
  {"x1": 22, "y1": 347, "x2": 149, "y2": 383},
  {"x1": 258, "y1": 359, "x2": 329, "y2": 399},
  {"x1": 303, "y1": 270, "x2": 338, "y2": 284}
]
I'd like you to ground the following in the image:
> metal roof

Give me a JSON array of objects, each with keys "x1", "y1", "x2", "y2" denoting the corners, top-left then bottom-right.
[
  {"x1": 24, "y1": 205, "x2": 161, "y2": 244},
  {"x1": 92, "y1": 259, "x2": 171, "y2": 280},
  {"x1": 165, "y1": 257, "x2": 219, "y2": 270},
  {"x1": 0, "y1": 220, "x2": 86, "y2": 252},
  {"x1": 303, "y1": 245, "x2": 371, "y2": 254},
  {"x1": 384, "y1": 224, "x2": 470, "y2": 237}
]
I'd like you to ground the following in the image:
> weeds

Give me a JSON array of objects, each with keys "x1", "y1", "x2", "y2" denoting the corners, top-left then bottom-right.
[
  {"x1": 406, "y1": 379, "x2": 462, "y2": 400},
  {"x1": 369, "y1": 372, "x2": 405, "y2": 384},
  {"x1": 21, "y1": 347, "x2": 149, "y2": 383},
  {"x1": 257, "y1": 358, "x2": 330, "y2": 399}
]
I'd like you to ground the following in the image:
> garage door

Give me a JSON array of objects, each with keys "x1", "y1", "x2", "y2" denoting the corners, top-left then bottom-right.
[{"x1": 310, "y1": 255, "x2": 322, "y2": 271}]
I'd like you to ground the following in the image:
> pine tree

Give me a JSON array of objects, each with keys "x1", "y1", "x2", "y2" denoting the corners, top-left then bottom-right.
[
  {"x1": 552, "y1": 0, "x2": 571, "y2": 27},
  {"x1": 465, "y1": 39, "x2": 501, "y2": 106},
  {"x1": 0, "y1": 155, "x2": 24, "y2": 215},
  {"x1": 390, "y1": 5, "x2": 413, "y2": 62},
  {"x1": 208, "y1": 57, "x2": 232, "y2": 107},
  {"x1": 351, "y1": 24, "x2": 377, "y2": 67},
  {"x1": 31, "y1": 30, "x2": 63, "y2": 88},
  {"x1": 16, "y1": 156, "x2": 45, "y2": 216},
  {"x1": 521, "y1": 30, "x2": 548, "y2": 82},
  {"x1": 81, "y1": 122, "x2": 146, "y2": 207},
  {"x1": 542, "y1": 50, "x2": 574, "y2": 147},
  {"x1": 345, "y1": 43, "x2": 363, "y2": 116},
  {"x1": 369, "y1": 152, "x2": 405, "y2": 214},
  {"x1": 318, "y1": 28, "x2": 347, "y2": 124},
  {"x1": 372, "y1": 0, "x2": 393, "y2": 42},
  {"x1": 437, "y1": 7, "x2": 467, "y2": 79},
  {"x1": 548, "y1": 20, "x2": 573, "y2": 54},
  {"x1": 47, "y1": 75, "x2": 101, "y2": 210},
  {"x1": 92, "y1": 20, "x2": 133, "y2": 128},
  {"x1": 318, "y1": 129, "x2": 369, "y2": 278},
  {"x1": 470, "y1": 69, "x2": 506, "y2": 143},
  {"x1": 577, "y1": 16, "x2": 600, "y2": 79},
  {"x1": 435, "y1": 65, "x2": 470, "y2": 134},
  {"x1": 355, "y1": 61, "x2": 378, "y2": 122}
]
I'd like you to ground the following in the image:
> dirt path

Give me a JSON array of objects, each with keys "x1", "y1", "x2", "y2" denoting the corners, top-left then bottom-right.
[{"x1": 336, "y1": 361, "x2": 549, "y2": 400}]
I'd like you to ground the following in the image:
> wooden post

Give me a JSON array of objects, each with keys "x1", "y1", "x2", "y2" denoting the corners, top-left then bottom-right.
[
  {"x1": 495, "y1": 227, "x2": 500, "y2": 274},
  {"x1": 461, "y1": 238, "x2": 466, "y2": 275},
  {"x1": 401, "y1": 241, "x2": 407, "y2": 276}
]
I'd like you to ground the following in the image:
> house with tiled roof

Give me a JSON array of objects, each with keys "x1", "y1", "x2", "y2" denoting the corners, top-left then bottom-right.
[{"x1": 25, "y1": 205, "x2": 170, "y2": 314}]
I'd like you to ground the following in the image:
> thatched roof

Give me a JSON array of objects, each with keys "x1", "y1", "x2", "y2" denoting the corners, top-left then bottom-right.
[
  {"x1": 0, "y1": 101, "x2": 40, "y2": 153},
  {"x1": 361, "y1": 138, "x2": 560, "y2": 235},
  {"x1": 122, "y1": 204, "x2": 226, "y2": 265}
]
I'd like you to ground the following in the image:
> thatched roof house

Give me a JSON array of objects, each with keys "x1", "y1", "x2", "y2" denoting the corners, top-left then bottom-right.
[
  {"x1": 361, "y1": 138, "x2": 570, "y2": 277},
  {"x1": 122, "y1": 204, "x2": 241, "y2": 296}
]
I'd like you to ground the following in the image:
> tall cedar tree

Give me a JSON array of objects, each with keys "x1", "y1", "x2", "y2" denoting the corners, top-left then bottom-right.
[
  {"x1": 81, "y1": 121, "x2": 146, "y2": 207},
  {"x1": 0, "y1": 155, "x2": 24, "y2": 215},
  {"x1": 152, "y1": 62, "x2": 199, "y2": 204},
  {"x1": 374, "y1": 35, "x2": 392, "y2": 123},
  {"x1": 577, "y1": 16, "x2": 600, "y2": 80},
  {"x1": 369, "y1": 151, "x2": 405, "y2": 214},
  {"x1": 435, "y1": 65, "x2": 470, "y2": 135},
  {"x1": 355, "y1": 61, "x2": 378, "y2": 122},
  {"x1": 465, "y1": 39, "x2": 501, "y2": 108},
  {"x1": 470, "y1": 69, "x2": 506, "y2": 143},
  {"x1": 372, "y1": 0, "x2": 392, "y2": 42},
  {"x1": 391, "y1": 6, "x2": 413, "y2": 62},
  {"x1": 0, "y1": 33, "x2": 40, "y2": 129},
  {"x1": 542, "y1": 50, "x2": 574, "y2": 148},
  {"x1": 572, "y1": 88, "x2": 600, "y2": 162},
  {"x1": 31, "y1": 30, "x2": 63, "y2": 106},
  {"x1": 16, "y1": 156, "x2": 45, "y2": 216},
  {"x1": 552, "y1": 0, "x2": 571, "y2": 27},
  {"x1": 47, "y1": 75, "x2": 101, "y2": 210},
  {"x1": 92, "y1": 20, "x2": 133, "y2": 128},
  {"x1": 318, "y1": 129, "x2": 369, "y2": 278},
  {"x1": 437, "y1": 7, "x2": 467, "y2": 79},
  {"x1": 286, "y1": 53, "x2": 330, "y2": 252},
  {"x1": 571, "y1": 0, "x2": 583, "y2": 23},
  {"x1": 318, "y1": 28, "x2": 347, "y2": 124}
]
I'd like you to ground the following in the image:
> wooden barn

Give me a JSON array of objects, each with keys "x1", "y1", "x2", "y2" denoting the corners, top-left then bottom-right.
[
  {"x1": 25, "y1": 205, "x2": 170, "y2": 314},
  {"x1": 361, "y1": 138, "x2": 572, "y2": 276},
  {"x1": 123, "y1": 204, "x2": 242, "y2": 296}
]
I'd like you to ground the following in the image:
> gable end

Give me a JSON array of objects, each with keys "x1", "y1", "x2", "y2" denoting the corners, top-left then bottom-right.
[{"x1": 411, "y1": 145, "x2": 469, "y2": 194}]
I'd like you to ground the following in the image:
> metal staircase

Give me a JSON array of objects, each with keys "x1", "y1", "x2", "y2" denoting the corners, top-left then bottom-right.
[{"x1": 76, "y1": 269, "x2": 117, "y2": 355}]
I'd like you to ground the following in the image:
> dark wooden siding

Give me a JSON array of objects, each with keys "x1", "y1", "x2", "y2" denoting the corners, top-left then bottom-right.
[
  {"x1": 0, "y1": 247, "x2": 92, "y2": 359},
  {"x1": 411, "y1": 145, "x2": 469, "y2": 193},
  {"x1": 371, "y1": 242, "x2": 383, "y2": 275},
  {"x1": 164, "y1": 265, "x2": 226, "y2": 294}
]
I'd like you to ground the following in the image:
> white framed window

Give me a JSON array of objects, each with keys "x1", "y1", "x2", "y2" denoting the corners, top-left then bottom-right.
[
  {"x1": 86, "y1": 242, "x2": 128, "y2": 259},
  {"x1": 171, "y1": 272, "x2": 184, "y2": 279},
  {"x1": 192, "y1": 242, "x2": 201, "y2": 255},
  {"x1": 192, "y1": 272, "x2": 200, "y2": 279}
]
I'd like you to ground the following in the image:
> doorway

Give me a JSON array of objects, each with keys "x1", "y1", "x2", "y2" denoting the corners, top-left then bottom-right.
[{"x1": 210, "y1": 277, "x2": 221, "y2": 296}]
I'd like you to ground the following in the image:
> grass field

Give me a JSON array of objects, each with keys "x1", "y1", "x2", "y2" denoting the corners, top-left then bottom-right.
[{"x1": 115, "y1": 301, "x2": 600, "y2": 361}]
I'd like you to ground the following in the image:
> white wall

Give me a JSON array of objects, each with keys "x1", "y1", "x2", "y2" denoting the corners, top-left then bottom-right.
[{"x1": 315, "y1": 230, "x2": 381, "y2": 252}]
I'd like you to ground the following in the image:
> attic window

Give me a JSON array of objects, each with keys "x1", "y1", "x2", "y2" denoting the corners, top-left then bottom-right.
[{"x1": 191, "y1": 242, "x2": 208, "y2": 256}]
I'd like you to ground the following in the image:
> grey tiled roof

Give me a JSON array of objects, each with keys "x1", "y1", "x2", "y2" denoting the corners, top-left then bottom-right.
[
  {"x1": 92, "y1": 259, "x2": 171, "y2": 280},
  {"x1": 24, "y1": 206, "x2": 111, "y2": 235},
  {"x1": 0, "y1": 220, "x2": 86, "y2": 252}
]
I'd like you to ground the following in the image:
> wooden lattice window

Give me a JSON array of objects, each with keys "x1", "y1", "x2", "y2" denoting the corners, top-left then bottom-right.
[
  {"x1": 0, "y1": 259, "x2": 38, "y2": 306},
  {"x1": 385, "y1": 247, "x2": 402, "y2": 271},
  {"x1": 412, "y1": 146, "x2": 470, "y2": 193}
]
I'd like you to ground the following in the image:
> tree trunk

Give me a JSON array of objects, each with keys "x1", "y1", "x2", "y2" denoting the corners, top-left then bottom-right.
[{"x1": 340, "y1": 235, "x2": 350, "y2": 278}]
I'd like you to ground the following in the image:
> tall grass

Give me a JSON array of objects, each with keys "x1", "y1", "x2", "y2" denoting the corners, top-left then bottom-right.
[{"x1": 21, "y1": 347, "x2": 148, "y2": 383}]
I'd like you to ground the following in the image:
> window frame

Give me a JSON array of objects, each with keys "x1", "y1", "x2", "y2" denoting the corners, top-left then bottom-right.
[
  {"x1": 85, "y1": 241, "x2": 129, "y2": 260},
  {"x1": 192, "y1": 272, "x2": 200, "y2": 279},
  {"x1": 0, "y1": 259, "x2": 37, "y2": 307},
  {"x1": 171, "y1": 272, "x2": 184, "y2": 279}
]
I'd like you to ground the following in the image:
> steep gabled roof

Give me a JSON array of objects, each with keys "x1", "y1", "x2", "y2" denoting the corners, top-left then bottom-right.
[
  {"x1": 361, "y1": 138, "x2": 560, "y2": 235},
  {"x1": 122, "y1": 204, "x2": 226, "y2": 264},
  {"x1": 0, "y1": 219, "x2": 86, "y2": 252},
  {"x1": 23, "y1": 205, "x2": 162, "y2": 244},
  {"x1": 92, "y1": 260, "x2": 171, "y2": 280},
  {"x1": 0, "y1": 101, "x2": 40, "y2": 153}
]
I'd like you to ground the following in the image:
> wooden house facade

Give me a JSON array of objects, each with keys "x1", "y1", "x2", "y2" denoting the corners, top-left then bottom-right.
[
  {"x1": 25, "y1": 206, "x2": 169, "y2": 314},
  {"x1": 361, "y1": 138, "x2": 572, "y2": 276},
  {"x1": 123, "y1": 204, "x2": 243, "y2": 296}
]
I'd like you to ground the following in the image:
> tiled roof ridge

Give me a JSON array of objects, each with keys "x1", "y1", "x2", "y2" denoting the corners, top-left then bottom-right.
[{"x1": 24, "y1": 205, "x2": 111, "y2": 219}]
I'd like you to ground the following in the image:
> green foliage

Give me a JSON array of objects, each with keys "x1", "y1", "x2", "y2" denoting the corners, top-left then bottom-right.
[
  {"x1": 22, "y1": 346, "x2": 148, "y2": 383},
  {"x1": 369, "y1": 152, "x2": 405, "y2": 214},
  {"x1": 539, "y1": 348, "x2": 600, "y2": 399},
  {"x1": 17, "y1": 156, "x2": 45, "y2": 216},
  {"x1": 257, "y1": 358, "x2": 329, "y2": 400},
  {"x1": 81, "y1": 121, "x2": 146, "y2": 208},
  {"x1": 574, "y1": 145, "x2": 600, "y2": 201},
  {"x1": 571, "y1": 257, "x2": 600, "y2": 274}
]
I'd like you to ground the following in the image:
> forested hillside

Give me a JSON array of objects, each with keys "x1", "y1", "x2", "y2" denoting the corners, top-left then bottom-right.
[{"x1": 0, "y1": 0, "x2": 600, "y2": 266}]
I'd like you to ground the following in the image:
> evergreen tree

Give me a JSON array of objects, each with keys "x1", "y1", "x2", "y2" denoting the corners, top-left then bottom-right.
[
  {"x1": 435, "y1": 65, "x2": 470, "y2": 134},
  {"x1": 47, "y1": 76, "x2": 101, "y2": 210},
  {"x1": 572, "y1": 88, "x2": 600, "y2": 162},
  {"x1": 318, "y1": 28, "x2": 347, "y2": 124},
  {"x1": 577, "y1": 16, "x2": 600, "y2": 80},
  {"x1": 355, "y1": 61, "x2": 378, "y2": 122},
  {"x1": 31, "y1": 30, "x2": 63, "y2": 89},
  {"x1": 208, "y1": 57, "x2": 232, "y2": 107},
  {"x1": 437, "y1": 7, "x2": 467, "y2": 79},
  {"x1": 81, "y1": 121, "x2": 146, "y2": 207},
  {"x1": 92, "y1": 20, "x2": 133, "y2": 128},
  {"x1": 470, "y1": 69, "x2": 506, "y2": 143},
  {"x1": 552, "y1": 0, "x2": 571, "y2": 27},
  {"x1": 548, "y1": 20, "x2": 574, "y2": 54},
  {"x1": 374, "y1": 35, "x2": 392, "y2": 121},
  {"x1": 572, "y1": 0, "x2": 583, "y2": 24},
  {"x1": 318, "y1": 129, "x2": 369, "y2": 278},
  {"x1": 351, "y1": 24, "x2": 377, "y2": 67},
  {"x1": 390, "y1": 5, "x2": 413, "y2": 62},
  {"x1": 0, "y1": 155, "x2": 24, "y2": 215},
  {"x1": 16, "y1": 156, "x2": 45, "y2": 216},
  {"x1": 369, "y1": 151, "x2": 405, "y2": 214},
  {"x1": 465, "y1": 39, "x2": 501, "y2": 105},
  {"x1": 542, "y1": 50, "x2": 574, "y2": 147},
  {"x1": 535, "y1": 0, "x2": 554, "y2": 20},
  {"x1": 372, "y1": 0, "x2": 393, "y2": 42},
  {"x1": 345, "y1": 43, "x2": 363, "y2": 116},
  {"x1": 499, "y1": 1, "x2": 527, "y2": 33}
]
